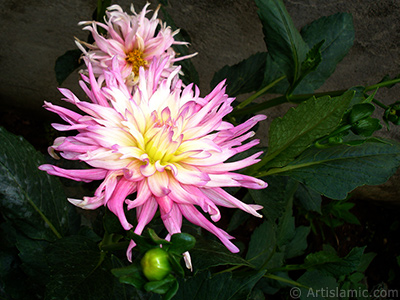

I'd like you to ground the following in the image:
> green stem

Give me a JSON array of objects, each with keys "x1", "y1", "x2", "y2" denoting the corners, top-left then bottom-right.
[
  {"x1": 0, "y1": 153, "x2": 64, "y2": 239},
  {"x1": 256, "y1": 245, "x2": 277, "y2": 271},
  {"x1": 231, "y1": 89, "x2": 347, "y2": 117},
  {"x1": 235, "y1": 76, "x2": 286, "y2": 111},
  {"x1": 372, "y1": 98, "x2": 389, "y2": 110},
  {"x1": 365, "y1": 78, "x2": 400, "y2": 91},
  {"x1": 2, "y1": 159, "x2": 63, "y2": 239},
  {"x1": 267, "y1": 264, "x2": 307, "y2": 273},
  {"x1": 253, "y1": 158, "x2": 317, "y2": 178},
  {"x1": 231, "y1": 95, "x2": 288, "y2": 116},
  {"x1": 232, "y1": 77, "x2": 400, "y2": 117},
  {"x1": 99, "y1": 231, "x2": 113, "y2": 250},
  {"x1": 97, "y1": 0, "x2": 104, "y2": 21},
  {"x1": 314, "y1": 124, "x2": 352, "y2": 148},
  {"x1": 213, "y1": 265, "x2": 244, "y2": 276},
  {"x1": 100, "y1": 241, "x2": 130, "y2": 252},
  {"x1": 264, "y1": 273, "x2": 309, "y2": 289},
  {"x1": 29, "y1": 197, "x2": 62, "y2": 239}
]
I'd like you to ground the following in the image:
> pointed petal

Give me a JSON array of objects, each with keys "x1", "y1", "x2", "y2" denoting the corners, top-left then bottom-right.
[{"x1": 179, "y1": 204, "x2": 239, "y2": 253}]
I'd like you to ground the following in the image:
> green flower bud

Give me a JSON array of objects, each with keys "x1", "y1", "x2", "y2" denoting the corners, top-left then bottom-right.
[
  {"x1": 141, "y1": 248, "x2": 172, "y2": 281},
  {"x1": 328, "y1": 135, "x2": 344, "y2": 145},
  {"x1": 384, "y1": 101, "x2": 400, "y2": 125},
  {"x1": 348, "y1": 103, "x2": 375, "y2": 124},
  {"x1": 351, "y1": 118, "x2": 382, "y2": 137}
]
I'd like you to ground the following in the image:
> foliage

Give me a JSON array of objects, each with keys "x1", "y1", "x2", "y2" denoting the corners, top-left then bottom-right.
[{"x1": 2, "y1": 0, "x2": 400, "y2": 299}]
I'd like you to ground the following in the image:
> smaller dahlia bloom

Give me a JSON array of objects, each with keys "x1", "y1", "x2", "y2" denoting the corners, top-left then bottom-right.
[
  {"x1": 40, "y1": 58, "x2": 267, "y2": 263},
  {"x1": 76, "y1": 3, "x2": 194, "y2": 87}
]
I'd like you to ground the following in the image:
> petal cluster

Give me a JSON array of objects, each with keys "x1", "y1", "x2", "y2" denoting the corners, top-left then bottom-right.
[
  {"x1": 41, "y1": 3, "x2": 267, "y2": 263},
  {"x1": 76, "y1": 3, "x2": 193, "y2": 87}
]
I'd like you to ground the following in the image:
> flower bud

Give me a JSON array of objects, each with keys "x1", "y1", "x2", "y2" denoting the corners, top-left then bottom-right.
[
  {"x1": 384, "y1": 101, "x2": 400, "y2": 125},
  {"x1": 351, "y1": 118, "x2": 382, "y2": 137},
  {"x1": 141, "y1": 248, "x2": 172, "y2": 281},
  {"x1": 348, "y1": 103, "x2": 375, "y2": 124}
]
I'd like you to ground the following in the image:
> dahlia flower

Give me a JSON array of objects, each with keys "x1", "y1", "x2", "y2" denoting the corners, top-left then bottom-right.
[
  {"x1": 40, "y1": 57, "x2": 267, "y2": 263},
  {"x1": 76, "y1": 3, "x2": 194, "y2": 87}
]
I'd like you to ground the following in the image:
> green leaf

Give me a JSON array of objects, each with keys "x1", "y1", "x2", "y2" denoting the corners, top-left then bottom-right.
[
  {"x1": 246, "y1": 221, "x2": 277, "y2": 269},
  {"x1": 261, "y1": 54, "x2": 289, "y2": 94},
  {"x1": 255, "y1": 0, "x2": 309, "y2": 83},
  {"x1": 288, "y1": 40, "x2": 324, "y2": 95},
  {"x1": 272, "y1": 187, "x2": 310, "y2": 260},
  {"x1": 95, "y1": 0, "x2": 112, "y2": 22},
  {"x1": 169, "y1": 233, "x2": 196, "y2": 255},
  {"x1": 0, "y1": 251, "x2": 43, "y2": 300},
  {"x1": 109, "y1": 255, "x2": 144, "y2": 300},
  {"x1": 55, "y1": 49, "x2": 83, "y2": 85},
  {"x1": 304, "y1": 246, "x2": 365, "y2": 278},
  {"x1": 210, "y1": 52, "x2": 268, "y2": 96},
  {"x1": 295, "y1": 184, "x2": 322, "y2": 214},
  {"x1": 190, "y1": 238, "x2": 253, "y2": 272},
  {"x1": 298, "y1": 270, "x2": 338, "y2": 300},
  {"x1": 248, "y1": 176, "x2": 294, "y2": 221},
  {"x1": 45, "y1": 235, "x2": 114, "y2": 300},
  {"x1": 16, "y1": 234, "x2": 50, "y2": 284},
  {"x1": 0, "y1": 228, "x2": 43, "y2": 300},
  {"x1": 347, "y1": 86, "x2": 366, "y2": 107},
  {"x1": 348, "y1": 103, "x2": 375, "y2": 124},
  {"x1": 0, "y1": 127, "x2": 71, "y2": 241},
  {"x1": 284, "y1": 226, "x2": 310, "y2": 260},
  {"x1": 248, "y1": 179, "x2": 284, "y2": 220},
  {"x1": 273, "y1": 140, "x2": 400, "y2": 199},
  {"x1": 111, "y1": 263, "x2": 147, "y2": 290},
  {"x1": 103, "y1": 207, "x2": 125, "y2": 234},
  {"x1": 328, "y1": 202, "x2": 360, "y2": 225},
  {"x1": 249, "y1": 288, "x2": 266, "y2": 300},
  {"x1": 357, "y1": 252, "x2": 376, "y2": 273},
  {"x1": 297, "y1": 13, "x2": 355, "y2": 93},
  {"x1": 351, "y1": 118, "x2": 382, "y2": 137},
  {"x1": 127, "y1": 231, "x2": 156, "y2": 254},
  {"x1": 257, "y1": 91, "x2": 353, "y2": 170},
  {"x1": 347, "y1": 272, "x2": 365, "y2": 283},
  {"x1": 300, "y1": 40, "x2": 324, "y2": 76},
  {"x1": 257, "y1": 272, "x2": 293, "y2": 295},
  {"x1": 144, "y1": 274, "x2": 176, "y2": 294},
  {"x1": 168, "y1": 253, "x2": 185, "y2": 278},
  {"x1": 148, "y1": 228, "x2": 171, "y2": 246},
  {"x1": 164, "y1": 280, "x2": 179, "y2": 300},
  {"x1": 227, "y1": 202, "x2": 251, "y2": 232},
  {"x1": 174, "y1": 271, "x2": 265, "y2": 300},
  {"x1": 276, "y1": 195, "x2": 296, "y2": 250}
]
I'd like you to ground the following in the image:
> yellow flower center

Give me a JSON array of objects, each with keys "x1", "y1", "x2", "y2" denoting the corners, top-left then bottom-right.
[{"x1": 126, "y1": 49, "x2": 148, "y2": 75}]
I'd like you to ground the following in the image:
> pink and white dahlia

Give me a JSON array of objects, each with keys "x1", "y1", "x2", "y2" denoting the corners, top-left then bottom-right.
[
  {"x1": 76, "y1": 3, "x2": 193, "y2": 87},
  {"x1": 40, "y1": 58, "x2": 267, "y2": 262}
]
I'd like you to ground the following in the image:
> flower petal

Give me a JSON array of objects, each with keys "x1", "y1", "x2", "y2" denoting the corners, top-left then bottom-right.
[{"x1": 179, "y1": 204, "x2": 239, "y2": 253}]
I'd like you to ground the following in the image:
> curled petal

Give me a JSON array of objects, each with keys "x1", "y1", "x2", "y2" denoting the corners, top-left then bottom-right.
[
  {"x1": 126, "y1": 196, "x2": 158, "y2": 261},
  {"x1": 183, "y1": 251, "x2": 192, "y2": 271},
  {"x1": 126, "y1": 240, "x2": 136, "y2": 263},
  {"x1": 202, "y1": 188, "x2": 263, "y2": 218},
  {"x1": 160, "y1": 202, "x2": 182, "y2": 236},
  {"x1": 134, "y1": 196, "x2": 158, "y2": 235},
  {"x1": 147, "y1": 171, "x2": 171, "y2": 197},
  {"x1": 107, "y1": 178, "x2": 135, "y2": 230},
  {"x1": 68, "y1": 195, "x2": 105, "y2": 210}
]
